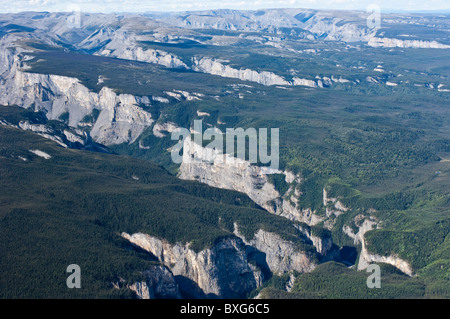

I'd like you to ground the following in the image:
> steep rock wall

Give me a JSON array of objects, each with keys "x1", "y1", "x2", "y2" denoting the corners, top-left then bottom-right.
[
  {"x1": 343, "y1": 216, "x2": 414, "y2": 276},
  {"x1": 121, "y1": 232, "x2": 263, "y2": 298},
  {"x1": 126, "y1": 265, "x2": 181, "y2": 299},
  {"x1": 178, "y1": 138, "x2": 330, "y2": 226},
  {"x1": 0, "y1": 40, "x2": 154, "y2": 145},
  {"x1": 233, "y1": 225, "x2": 317, "y2": 275}
]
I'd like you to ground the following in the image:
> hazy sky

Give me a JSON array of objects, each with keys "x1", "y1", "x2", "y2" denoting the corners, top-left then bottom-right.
[{"x1": 2, "y1": 0, "x2": 450, "y2": 13}]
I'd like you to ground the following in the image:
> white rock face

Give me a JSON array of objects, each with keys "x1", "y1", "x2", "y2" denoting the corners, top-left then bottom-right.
[
  {"x1": 281, "y1": 200, "x2": 325, "y2": 225},
  {"x1": 358, "y1": 244, "x2": 415, "y2": 277},
  {"x1": 178, "y1": 138, "x2": 281, "y2": 214},
  {"x1": 294, "y1": 224, "x2": 333, "y2": 256},
  {"x1": 366, "y1": 76, "x2": 379, "y2": 83},
  {"x1": 343, "y1": 216, "x2": 414, "y2": 276},
  {"x1": 323, "y1": 188, "x2": 349, "y2": 223},
  {"x1": 302, "y1": 15, "x2": 376, "y2": 42},
  {"x1": 179, "y1": 134, "x2": 340, "y2": 227},
  {"x1": 342, "y1": 216, "x2": 377, "y2": 247},
  {"x1": 292, "y1": 77, "x2": 318, "y2": 88},
  {"x1": 152, "y1": 96, "x2": 170, "y2": 103},
  {"x1": 163, "y1": 90, "x2": 203, "y2": 102},
  {"x1": 368, "y1": 37, "x2": 450, "y2": 49},
  {"x1": 179, "y1": 138, "x2": 330, "y2": 226},
  {"x1": 29, "y1": 149, "x2": 51, "y2": 159},
  {"x1": 128, "y1": 281, "x2": 152, "y2": 299},
  {"x1": 90, "y1": 87, "x2": 153, "y2": 145},
  {"x1": 0, "y1": 42, "x2": 154, "y2": 146},
  {"x1": 386, "y1": 81, "x2": 398, "y2": 87},
  {"x1": 63, "y1": 130, "x2": 85, "y2": 145},
  {"x1": 121, "y1": 232, "x2": 262, "y2": 298},
  {"x1": 331, "y1": 75, "x2": 351, "y2": 84},
  {"x1": 127, "y1": 266, "x2": 181, "y2": 299},
  {"x1": 5, "y1": 70, "x2": 95, "y2": 126},
  {"x1": 19, "y1": 121, "x2": 51, "y2": 134},
  {"x1": 192, "y1": 58, "x2": 346, "y2": 89},
  {"x1": 18, "y1": 121, "x2": 68, "y2": 147},
  {"x1": 13, "y1": 120, "x2": 91, "y2": 148},
  {"x1": 94, "y1": 30, "x2": 189, "y2": 69},
  {"x1": 197, "y1": 110, "x2": 210, "y2": 117},
  {"x1": 152, "y1": 121, "x2": 179, "y2": 138},
  {"x1": 101, "y1": 46, "x2": 188, "y2": 69},
  {"x1": 192, "y1": 57, "x2": 291, "y2": 86},
  {"x1": 122, "y1": 226, "x2": 318, "y2": 298},
  {"x1": 234, "y1": 225, "x2": 317, "y2": 275}
]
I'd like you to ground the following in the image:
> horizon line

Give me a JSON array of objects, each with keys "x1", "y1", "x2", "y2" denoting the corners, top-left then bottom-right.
[{"x1": 2, "y1": 7, "x2": 450, "y2": 15}]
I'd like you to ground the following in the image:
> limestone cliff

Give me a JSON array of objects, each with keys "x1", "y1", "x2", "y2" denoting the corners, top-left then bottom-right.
[
  {"x1": 98, "y1": 39, "x2": 189, "y2": 69},
  {"x1": 322, "y1": 188, "x2": 349, "y2": 229},
  {"x1": 368, "y1": 37, "x2": 450, "y2": 49},
  {"x1": 294, "y1": 224, "x2": 333, "y2": 256},
  {"x1": 233, "y1": 224, "x2": 317, "y2": 275},
  {"x1": 0, "y1": 117, "x2": 109, "y2": 152},
  {"x1": 292, "y1": 77, "x2": 318, "y2": 88},
  {"x1": 178, "y1": 137, "x2": 281, "y2": 214},
  {"x1": 127, "y1": 266, "x2": 181, "y2": 299},
  {"x1": 111, "y1": 264, "x2": 181, "y2": 299},
  {"x1": 121, "y1": 232, "x2": 264, "y2": 298},
  {"x1": 343, "y1": 215, "x2": 414, "y2": 276},
  {"x1": 192, "y1": 56, "x2": 291, "y2": 86},
  {"x1": 0, "y1": 39, "x2": 154, "y2": 146},
  {"x1": 192, "y1": 57, "x2": 325, "y2": 88},
  {"x1": 82, "y1": 27, "x2": 189, "y2": 69},
  {"x1": 178, "y1": 138, "x2": 333, "y2": 227},
  {"x1": 122, "y1": 227, "x2": 318, "y2": 298}
]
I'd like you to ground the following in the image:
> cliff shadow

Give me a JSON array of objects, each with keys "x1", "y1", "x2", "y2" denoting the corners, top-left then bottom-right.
[
  {"x1": 175, "y1": 275, "x2": 219, "y2": 299},
  {"x1": 245, "y1": 246, "x2": 271, "y2": 280},
  {"x1": 125, "y1": 240, "x2": 160, "y2": 262},
  {"x1": 338, "y1": 246, "x2": 358, "y2": 266}
]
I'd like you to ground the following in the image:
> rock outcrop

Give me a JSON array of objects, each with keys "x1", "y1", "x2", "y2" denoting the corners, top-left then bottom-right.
[
  {"x1": 122, "y1": 226, "x2": 319, "y2": 299},
  {"x1": 0, "y1": 39, "x2": 154, "y2": 146},
  {"x1": 89, "y1": 87, "x2": 153, "y2": 145},
  {"x1": 368, "y1": 37, "x2": 450, "y2": 49},
  {"x1": 233, "y1": 225, "x2": 317, "y2": 275},
  {"x1": 280, "y1": 200, "x2": 325, "y2": 226},
  {"x1": 83, "y1": 26, "x2": 189, "y2": 69},
  {"x1": 127, "y1": 265, "x2": 181, "y2": 299},
  {"x1": 99, "y1": 45, "x2": 189, "y2": 69},
  {"x1": 178, "y1": 137, "x2": 281, "y2": 214},
  {"x1": 292, "y1": 77, "x2": 318, "y2": 88},
  {"x1": 178, "y1": 138, "x2": 331, "y2": 226},
  {"x1": 343, "y1": 215, "x2": 414, "y2": 276},
  {"x1": 121, "y1": 232, "x2": 264, "y2": 298},
  {"x1": 192, "y1": 57, "x2": 326, "y2": 88},
  {"x1": 111, "y1": 264, "x2": 181, "y2": 299},
  {"x1": 322, "y1": 188, "x2": 349, "y2": 229},
  {"x1": 192, "y1": 57, "x2": 291, "y2": 86},
  {"x1": 18, "y1": 120, "x2": 68, "y2": 147},
  {"x1": 294, "y1": 224, "x2": 333, "y2": 256}
]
